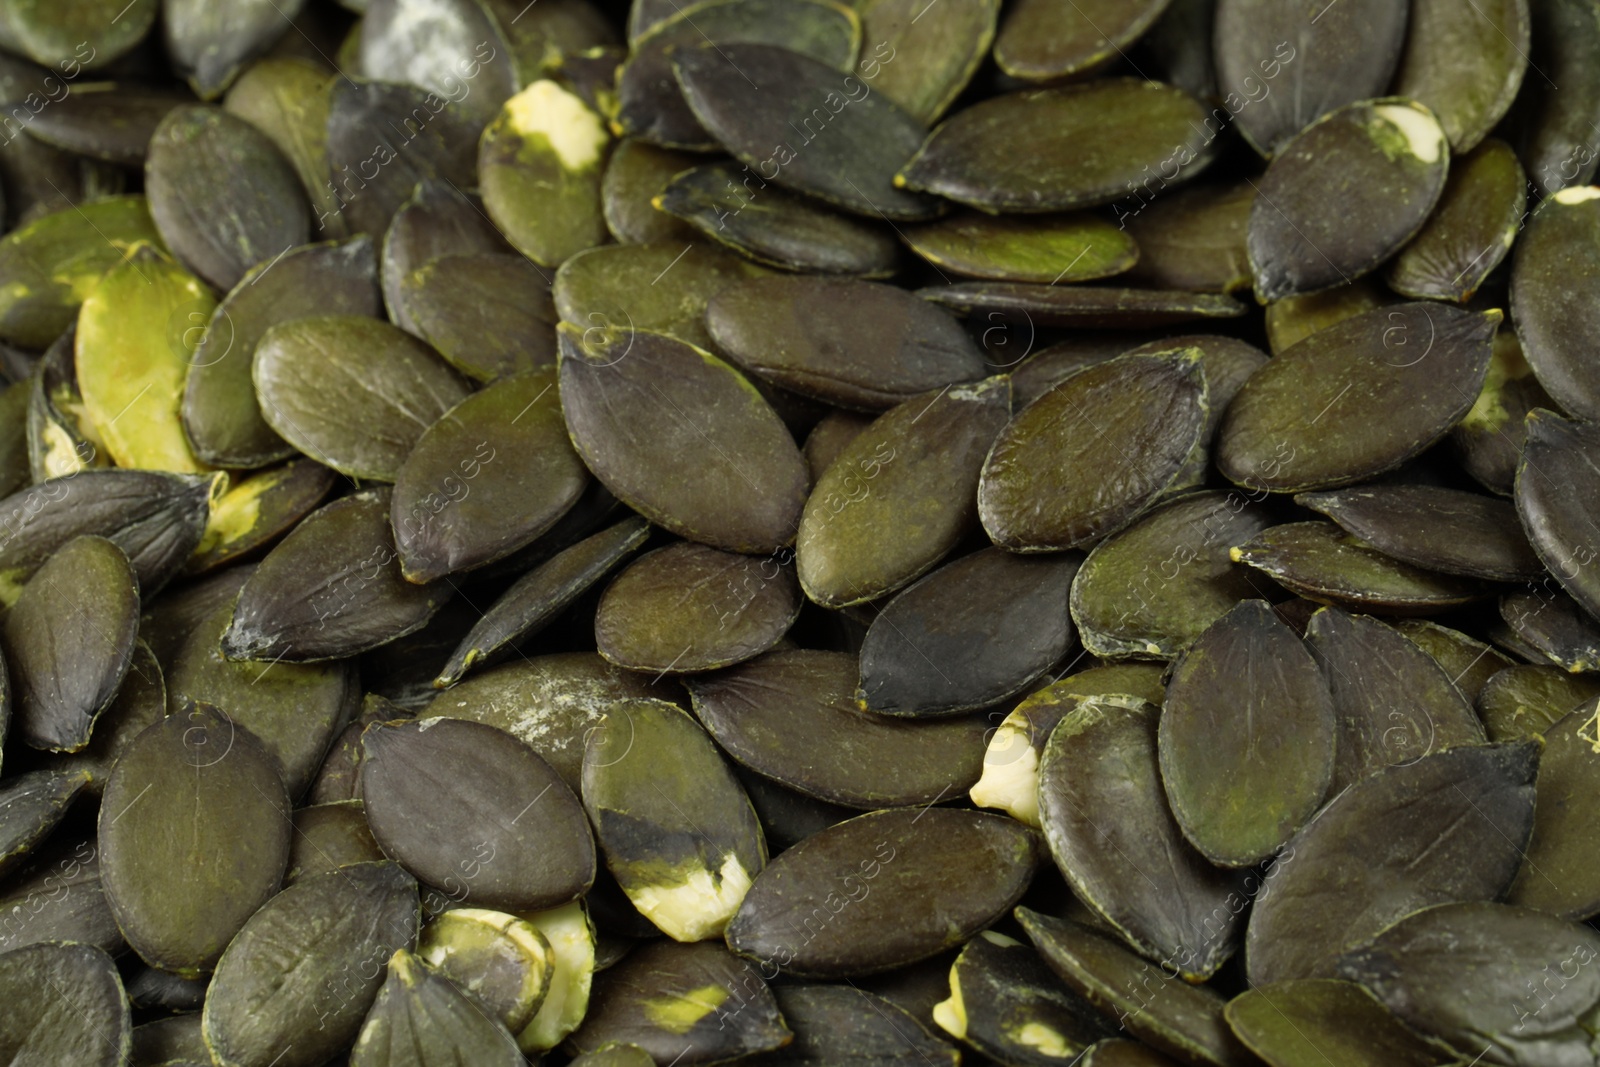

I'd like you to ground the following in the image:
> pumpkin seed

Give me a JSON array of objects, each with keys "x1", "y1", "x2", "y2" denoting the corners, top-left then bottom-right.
[
  {"x1": 920, "y1": 282, "x2": 1245, "y2": 329},
  {"x1": 1396, "y1": 0, "x2": 1530, "y2": 153},
  {"x1": 686, "y1": 649, "x2": 989, "y2": 809},
  {"x1": 1516, "y1": 410, "x2": 1600, "y2": 620},
  {"x1": 515, "y1": 900, "x2": 598, "y2": 1051},
  {"x1": 164, "y1": 0, "x2": 298, "y2": 99},
  {"x1": 1516, "y1": 0, "x2": 1600, "y2": 197},
  {"x1": 1122, "y1": 181, "x2": 1253, "y2": 293},
  {"x1": 223, "y1": 57, "x2": 347, "y2": 240},
  {"x1": 1511, "y1": 185, "x2": 1600, "y2": 421},
  {"x1": 349, "y1": 948, "x2": 525, "y2": 1066},
  {"x1": 187, "y1": 461, "x2": 338, "y2": 574},
  {"x1": 567, "y1": 939, "x2": 791, "y2": 1063},
  {"x1": 569, "y1": 1043, "x2": 656, "y2": 1066},
  {"x1": 27, "y1": 326, "x2": 105, "y2": 482},
  {"x1": 980, "y1": 349, "x2": 1207, "y2": 552},
  {"x1": 1262, "y1": 276, "x2": 1396, "y2": 356},
  {"x1": 0, "y1": 768, "x2": 90, "y2": 879},
  {"x1": 853, "y1": 0, "x2": 994, "y2": 124},
  {"x1": 1477, "y1": 665, "x2": 1600, "y2": 742},
  {"x1": 1244, "y1": 743, "x2": 1537, "y2": 985},
  {"x1": 131, "y1": 1013, "x2": 211, "y2": 1065},
  {"x1": 223, "y1": 487, "x2": 449, "y2": 662},
  {"x1": 417, "y1": 908, "x2": 554, "y2": 1033},
  {"x1": 657, "y1": 161, "x2": 902, "y2": 277},
  {"x1": 0, "y1": 380, "x2": 28, "y2": 497},
  {"x1": 1232, "y1": 522, "x2": 1486, "y2": 613},
  {"x1": 1223, "y1": 979, "x2": 1443, "y2": 1067},
  {"x1": 397, "y1": 252, "x2": 557, "y2": 381},
  {"x1": 359, "y1": 0, "x2": 518, "y2": 127},
  {"x1": 1218, "y1": 303, "x2": 1500, "y2": 492},
  {"x1": 202, "y1": 862, "x2": 420, "y2": 1067},
  {"x1": 994, "y1": 0, "x2": 1172, "y2": 81},
  {"x1": 1385, "y1": 137, "x2": 1525, "y2": 302},
  {"x1": 602, "y1": 139, "x2": 701, "y2": 245},
  {"x1": 559, "y1": 324, "x2": 808, "y2": 555},
  {"x1": 1452, "y1": 329, "x2": 1554, "y2": 495},
  {"x1": 99, "y1": 705, "x2": 292, "y2": 976},
  {"x1": 801, "y1": 410, "x2": 873, "y2": 482},
  {"x1": 381, "y1": 180, "x2": 509, "y2": 335},
  {"x1": 899, "y1": 79, "x2": 1213, "y2": 213},
  {"x1": 901, "y1": 211, "x2": 1137, "y2": 284},
  {"x1": 362, "y1": 716, "x2": 597, "y2": 910},
  {"x1": 0, "y1": 0, "x2": 152, "y2": 71},
  {"x1": 1248, "y1": 99, "x2": 1449, "y2": 301},
  {"x1": 1500, "y1": 588, "x2": 1600, "y2": 672},
  {"x1": 0, "y1": 834, "x2": 121, "y2": 954},
  {"x1": 764, "y1": 982, "x2": 957, "y2": 1065},
  {"x1": 675, "y1": 41, "x2": 937, "y2": 220},
  {"x1": 0, "y1": 941, "x2": 130, "y2": 1067},
  {"x1": 1395, "y1": 619, "x2": 1516, "y2": 706},
  {"x1": 285, "y1": 801, "x2": 384, "y2": 885},
  {"x1": 481, "y1": 0, "x2": 617, "y2": 85},
  {"x1": 1505, "y1": 706, "x2": 1600, "y2": 919},
  {"x1": 4, "y1": 534, "x2": 138, "y2": 752},
  {"x1": 34, "y1": 640, "x2": 165, "y2": 792}
]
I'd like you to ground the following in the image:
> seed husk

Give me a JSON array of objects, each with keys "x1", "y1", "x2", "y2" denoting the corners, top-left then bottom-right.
[
  {"x1": 558, "y1": 325, "x2": 808, "y2": 554},
  {"x1": 1516, "y1": 410, "x2": 1600, "y2": 619},
  {"x1": 349, "y1": 948, "x2": 525, "y2": 1066},
  {"x1": 932, "y1": 930, "x2": 1114, "y2": 1064},
  {"x1": 4, "y1": 534, "x2": 138, "y2": 752},
  {"x1": 602, "y1": 139, "x2": 701, "y2": 245},
  {"x1": 1231, "y1": 522, "x2": 1486, "y2": 614},
  {"x1": 1016, "y1": 907, "x2": 1255, "y2": 1067},
  {"x1": 145, "y1": 105, "x2": 310, "y2": 291},
  {"x1": 1476, "y1": 665, "x2": 1600, "y2": 742},
  {"x1": 284, "y1": 801, "x2": 384, "y2": 885},
  {"x1": 1247, "y1": 99, "x2": 1449, "y2": 301},
  {"x1": 202, "y1": 862, "x2": 420, "y2": 1067},
  {"x1": 583, "y1": 698, "x2": 766, "y2": 941},
  {"x1": 0, "y1": 835, "x2": 122, "y2": 955},
  {"x1": 223, "y1": 487, "x2": 449, "y2": 662},
  {"x1": 1244, "y1": 742, "x2": 1537, "y2": 985},
  {"x1": 361, "y1": 716, "x2": 597, "y2": 910},
  {"x1": 183, "y1": 236, "x2": 381, "y2": 469},
  {"x1": 186, "y1": 460, "x2": 338, "y2": 574},
  {"x1": 1121, "y1": 181, "x2": 1253, "y2": 293},
  {"x1": 1217, "y1": 303, "x2": 1499, "y2": 492},
  {"x1": 0, "y1": 196, "x2": 160, "y2": 349},
  {"x1": 980, "y1": 349, "x2": 1207, "y2": 552},
  {"x1": 675, "y1": 42, "x2": 938, "y2": 221},
  {"x1": 0, "y1": 767, "x2": 90, "y2": 880},
  {"x1": 898, "y1": 79, "x2": 1213, "y2": 213},
  {"x1": 381, "y1": 181, "x2": 510, "y2": 335},
  {"x1": 479, "y1": 80, "x2": 611, "y2": 267},
  {"x1": 1395, "y1": 0, "x2": 1530, "y2": 153},
  {"x1": 1511, "y1": 186, "x2": 1600, "y2": 420},
  {"x1": 0, "y1": 941, "x2": 130, "y2": 1067},
  {"x1": 1516, "y1": 0, "x2": 1600, "y2": 197},
  {"x1": 1385, "y1": 137, "x2": 1526, "y2": 302},
  {"x1": 657, "y1": 161, "x2": 902, "y2": 277},
  {"x1": 567, "y1": 939, "x2": 791, "y2": 1063},
  {"x1": 901, "y1": 211, "x2": 1137, "y2": 284},
  {"x1": 797, "y1": 377, "x2": 1008, "y2": 607},
  {"x1": 858, "y1": 546, "x2": 1079, "y2": 717},
  {"x1": 1336, "y1": 901, "x2": 1600, "y2": 1065},
  {"x1": 726, "y1": 806, "x2": 1038, "y2": 978},
  {"x1": 595, "y1": 541, "x2": 801, "y2": 674},
  {"x1": 994, "y1": 0, "x2": 1172, "y2": 81},
  {"x1": 1038, "y1": 695, "x2": 1245, "y2": 981},
  {"x1": 391, "y1": 368, "x2": 587, "y2": 583},
  {"x1": 99, "y1": 705, "x2": 292, "y2": 976},
  {"x1": 686, "y1": 649, "x2": 989, "y2": 809},
  {"x1": 397, "y1": 252, "x2": 558, "y2": 382},
  {"x1": 853, "y1": 0, "x2": 996, "y2": 125},
  {"x1": 223, "y1": 57, "x2": 348, "y2": 240},
  {"x1": 417, "y1": 908, "x2": 554, "y2": 1033},
  {"x1": 1223, "y1": 979, "x2": 1443, "y2": 1067}
]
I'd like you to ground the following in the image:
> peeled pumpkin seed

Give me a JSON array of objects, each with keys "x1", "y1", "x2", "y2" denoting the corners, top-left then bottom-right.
[
  {"x1": 0, "y1": 768, "x2": 90, "y2": 879},
  {"x1": 1122, "y1": 181, "x2": 1253, "y2": 293},
  {"x1": 602, "y1": 139, "x2": 700, "y2": 245},
  {"x1": 1223, "y1": 979, "x2": 1443, "y2": 1067},
  {"x1": 765, "y1": 982, "x2": 957, "y2": 1065},
  {"x1": 163, "y1": 0, "x2": 302, "y2": 99},
  {"x1": 901, "y1": 211, "x2": 1137, "y2": 284},
  {"x1": 1385, "y1": 137, "x2": 1525, "y2": 302},
  {"x1": 284, "y1": 801, "x2": 384, "y2": 884},
  {"x1": 980, "y1": 349, "x2": 1207, "y2": 552},
  {"x1": 1232, "y1": 522, "x2": 1485, "y2": 614},
  {"x1": 361, "y1": 716, "x2": 597, "y2": 910},
  {"x1": 358, "y1": 0, "x2": 517, "y2": 126},
  {"x1": 594, "y1": 540, "x2": 801, "y2": 673},
  {"x1": 853, "y1": 0, "x2": 996, "y2": 125},
  {"x1": 1476, "y1": 665, "x2": 1600, "y2": 742},
  {"x1": 1395, "y1": 618, "x2": 1516, "y2": 706},
  {"x1": 417, "y1": 908, "x2": 554, "y2": 1033},
  {"x1": 34, "y1": 640, "x2": 164, "y2": 792},
  {"x1": 1395, "y1": 0, "x2": 1530, "y2": 153},
  {"x1": 994, "y1": 0, "x2": 1172, "y2": 81},
  {"x1": 559, "y1": 325, "x2": 808, "y2": 554},
  {"x1": 1516, "y1": 410, "x2": 1600, "y2": 620},
  {"x1": 131, "y1": 1012, "x2": 211, "y2": 1065},
  {"x1": 1244, "y1": 743, "x2": 1537, "y2": 986},
  {"x1": 1453, "y1": 329, "x2": 1555, "y2": 495},
  {"x1": 1517, "y1": 0, "x2": 1600, "y2": 197},
  {"x1": 1511, "y1": 185, "x2": 1600, "y2": 420},
  {"x1": 858, "y1": 546, "x2": 1079, "y2": 717},
  {"x1": 1248, "y1": 99, "x2": 1449, "y2": 301},
  {"x1": 1262, "y1": 276, "x2": 1396, "y2": 356},
  {"x1": 920, "y1": 282, "x2": 1245, "y2": 329},
  {"x1": 1500, "y1": 587, "x2": 1600, "y2": 671},
  {"x1": 1505, "y1": 706, "x2": 1600, "y2": 919},
  {"x1": 382, "y1": 180, "x2": 509, "y2": 335},
  {"x1": 0, "y1": 834, "x2": 122, "y2": 955},
  {"x1": 391, "y1": 368, "x2": 587, "y2": 583},
  {"x1": 350, "y1": 948, "x2": 524, "y2": 1066},
  {"x1": 99, "y1": 705, "x2": 291, "y2": 976},
  {"x1": 398, "y1": 252, "x2": 558, "y2": 381},
  {"x1": 223, "y1": 57, "x2": 347, "y2": 241},
  {"x1": 4, "y1": 534, "x2": 138, "y2": 752},
  {"x1": 0, "y1": 941, "x2": 130, "y2": 1067}
]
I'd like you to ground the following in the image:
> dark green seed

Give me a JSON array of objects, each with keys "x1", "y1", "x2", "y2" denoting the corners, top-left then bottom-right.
[
  {"x1": 1517, "y1": 411, "x2": 1600, "y2": 620},
  {"x1": 164, "y1": 0, "x2": 296, "y2": 98},
  {"x1": 994, "y1": 0, "x2": 1173, "y2": 81},
  {"x1": 358, "y1": 0, "x2": 518, "y2": 127},
  {"x1": 1394, "y1": 618, "x2": 1516, "y2": 706},
  {"x1": 764, "y1": 983, "x2": 958, "y2": 1065},
  {"x1": 34, "y1": 641, "x2": 164, "y2": 793},
  {"x1": 0, "y1": 835, "x2": 122, "y2": 955},
  {"x1": 602, "y1": 139, "x2": 702, "y2": 245},
  {"x1": 23, "y1": 84, "x2": 184, "y2": 168},
  {"x1": 224, "y1": 58, "x2": 348, "y2": 241},
  {"x1": 1122, "y1": 181, "x2": 1253, "y2": 294},
  {"x1": 381, "y1": 181, "x2": 509, "y2": 335},
  {"x1": 416, "y1": 908, "x2": 554, "y2": 1034},
  {"x1": 0, "y1": 941, "x2": 129, "y2": 1067},
  {"x1": 398, "y1": 253, "x2": 559, "y2": 381},
  {"x1": 1499, "y1": 588, "x2": 1600, "y2": 672},
  {"x1": 1506, "y1": 706, "x2": 1600, "y2": 919},
  {"x1": 901, "y1": 211, "x2": 1137, "y2": 284},
  {"x1": 1231, "y1": 522, "x2": 1486, "y2": 614},
  {"x1": 919, "y1": 282, "x2": 1245, "y2": 328},
  {"x1": 1476, "y1": 665, "x2": 1600, "y2": 742},
  {"x1": 285, "y1": 801, "x2": 384, "y2": 885},
  {"x1": 1511, "y1": 186, "x2": 1600, "y2": 420},
  {"x1": 1394, "y1": 0, "x2": 1530, "y2": 153},
  {"x1": 1385, "y1": 137, "x2": 1525, "y2": 302},
  {"x1": 1452, "y1": 330, "x2": 1554, "y2": 495},
  {"x1": 853, "y1": 0, "x2": 996, "y2": 124},
  {"x1": 186, "y1": 461, "x2": 338, "y2": 574},
  {"x1": 0, "y1": 768, "x2": 90, "y2": 880},
  {"x1": 1516, "y1": 0, "x2": 1600, "y2": 197},
  {"x1": 348, "y1": 949, "x2": 525, "y2": 1066},
  {"x1": 1223, "y1": 979, "x2": 1443, "y2": 1067},
  {"x1": 131, "y1": 1013, "x2": 211, "y2": 1066}
]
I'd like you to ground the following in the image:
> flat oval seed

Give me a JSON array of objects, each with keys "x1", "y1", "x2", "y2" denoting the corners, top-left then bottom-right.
[
  {"x1": 1224, "y1": 979, "x2": 1444, "y2": 1067},
  {"x1": 686, "y1": 649, "x2": 989, "y2": 809},
  {"x1": 164, "y1": 0, "x2": 295, "y2": 98},
  {"x1": 567, "y1": 940, "x2": 791, "y2": 1063},
  {"x1": 603, "y1": 139, "x2": 701, "y2": 245},
  {"x1": 1517, "y1": 0, "x2": 1600, "y2": 197},
  {"x1": 1213, "y1": 0, "x2": 1406, "y2": 157},
  {"x1": 25, "y1": 84, "x2": 178, "y2": 169},
  {"x1": 583, "y1": 699, "x2": 765, "y2": 941},
  {"x1": 995, "y1": 0, "x2": 1172, "y2": 81},
  {"x1": 131, "y1": 1012, "x2": 210, "y2": 1064},
  {"x1": 1454, "y1": 331, "x2": 1555, "y2": 495},
  {"x1": 361, "y1": 717, "x2": 596, "y2": 910},
  {"x1": 0, "y1": 0, "x2": 152, "y2": 70},
  {"x1": 1216, "y1": 302, "x2": 1499, "y2": 492},
  {"x1": 223, "y1": 488, "x2": 448, "y2": 662},
  {"x1": 1385, "y1": 137, "x2": 1526, "y2": 302},
  {"x1": 0, "y1": 942, "x2": 129, "y2": 1067},
  {"x1": 854, "y1": 0, "x2": 996, "y2": 124},
  {"x1": 183, "y1": 236, "x2": 381, "y2": 469},
  {"x1": 186, "y1": 460, "x2": 339, "y2": 574},
  {"x1": 1262, "y1": 276, "x2": 1396, "y2": 355},
  {"x1": 391, "y1": 368, "x2": 588, "y2": 583},
  {"x1": 203, "y1": 863, "x2": 419, "y2": 1067},
  {"x1": 1122, "y1": 181, "x2": 1253, "y2": 293},
  {"x1": 858, "y1": 547, "x2": 1079, "y2": 717},
  {"x1": 1297, "y1": 484, "x2": 1542, "y2": 581},
  {"x1": 1517, "y1": 411, "x2": 1600, "y2": 621},
  {"x1": 675, "y1": 42, "x2": 938, "y2": 221},
  {"x1": 1247, "y1": 99, "x2": 1449, "y2": 301},
  {"x1": 1244, "y1": 743, "x2": 1537, "y2": 985},
  {"x1": 1017, "y1": 908, "x2": 1254, "y2": 1067},
  {"x1": 1161, "y1": 601, "x2": 1335, "y2": 868},
  {"x1": 358, "y1": 0, "x2": 518, "y2": 125},
  {"x1": 350, "y1": 949, "x2": 524, "y2": 1066},
  {"x1": 399, "y1": 253, "x2": 559, "y2": 381},
  {"x1": 1070, "y1": 490, "x2": 1274, "y2": 661},
  {"x1": 709, "y1": 276, "x2": 986, "y2": 409},
  {"x1": 901, "y1": 211, "x2": 1137, "y2": 284},
  {"x1": 254, "y1": 315, "x2": 471, "y2": 481},
  {"x1": 381, "y1": 181, "x2": 509, "y2": 334},
  {"x1": 898, "y1": 79, "x2": 1214, "y2": 212},
  {"x1": 595, "y1": 541, "x2": 801, "y2": 673},
  {"x1": 920, "y1": 282, "x2": 1245, "y2": 329},
  {"x1": 797, "y1": 377, "x2": 1010, "y2": 607},
  {"x1": 1396, "y1": 619, "x2": 1516, "y2": 706},
  {"x1": 4, "y1": 535, "x2": 138, "y2": 752},
  {"x1": 145, "y1": 105, "x2": 310, "y2": 291},
  {"x1": 657, "y1": 162, "x2": 902, "y2": 277},
  {"x1": 0, "y1": 834, "x2": 122, "y2": 955},
  {"x1": 767, "y1": 983, "x2": 958, "y2": 1065},
  {"x1": 285, "y1": 802, "x2": 384, "y2": 885},
  {"x1": 727, "y1": 807, "x2": 1038, "y2": 978},
  {"x1": 0, "y1": 768, "x2": 90, "y2": 880},
  {"x1": 558, "y1": 326, "x2": 808, "y2": 555},
  {"x1": 479, "y1": 80, "x2": 610, "y2": 267},
  {"x1": 979, "y1": 350, "x2": 1207, "y2": 552},
  {"x1": 1394, "y1": 0, "x2": 1530, "y2": 152},
  {"x1": 418, "y1": 909, "x2": 554, "y2": 1033},
  {"x1": 1231, "y1": 522, "x2": 1486, "y2": 614},
  {"x1": 1506, "y1": 707, "x2": 1600, "y2": 919},
  {"x1": 1038, "y1": 697, "x2": 1244, "y2": 981},
  {"x1": 1477, "y1": 666, "x2": 1600, "y2": 742},
  {"x1": 1500, "y1": 588, "x2": 1600, "y2": 672},
  {"x1": 99, "y1": 706, "x2": 291, "y2": 976},
  {"x1": 224, "y1": 57, "x2": 348, "y2": 241},
  {"x1": 1511, "y1": 185, "x2": 1600, "y2": 420}
]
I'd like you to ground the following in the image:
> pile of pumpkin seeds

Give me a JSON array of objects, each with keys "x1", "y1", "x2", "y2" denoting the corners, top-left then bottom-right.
[{"x1": 4, "y1": 0, "x2": 1600, "y2": 1063}]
